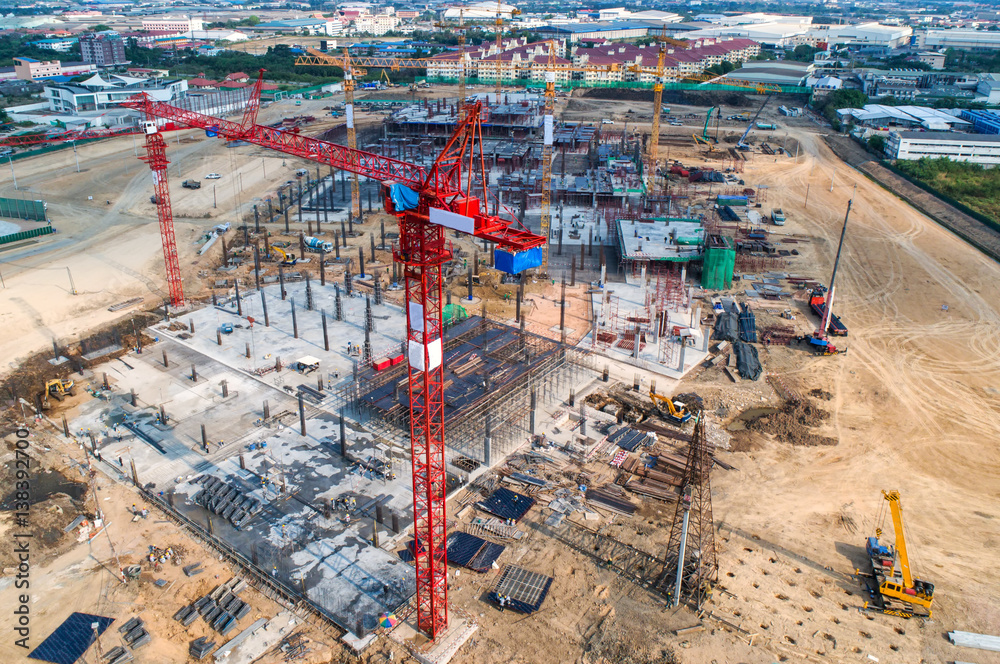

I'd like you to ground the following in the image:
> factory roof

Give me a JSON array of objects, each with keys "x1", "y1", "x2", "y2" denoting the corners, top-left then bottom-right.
[{"x1": 894, "y1": 130, "x2": 1000, "y2": 142}]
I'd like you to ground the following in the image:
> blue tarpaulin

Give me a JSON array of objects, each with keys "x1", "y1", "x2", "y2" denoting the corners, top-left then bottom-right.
[
  {"x1": 476, "y1": 487, "x2": 535, "y2": 522},
  {"x1": 494, "y1": 246, "x2": 543, "y2": 275},
  {"x1": 388, "y1": 183, "x2": 419, "y2": 212},
  {"x1": 29, "y1": 613, "x2": 115, "y2": 664}
]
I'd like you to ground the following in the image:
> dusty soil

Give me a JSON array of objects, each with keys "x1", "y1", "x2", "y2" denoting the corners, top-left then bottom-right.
[
  {"x1": 741, "y1": 400, "x2": 836, "y2": 448},
  {"x1": 3, "y1": 87, "x2": 1000, "y2": 664}
]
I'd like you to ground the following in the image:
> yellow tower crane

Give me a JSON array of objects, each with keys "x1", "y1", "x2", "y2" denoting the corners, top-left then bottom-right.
[{"x1": 494, "y1": 0, "x2": 520, "y2": 98}]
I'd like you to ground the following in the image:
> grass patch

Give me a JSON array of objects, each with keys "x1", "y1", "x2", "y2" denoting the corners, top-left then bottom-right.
[{"x1": 895, "y1": 157, "x2": 1000, "y2": 223}]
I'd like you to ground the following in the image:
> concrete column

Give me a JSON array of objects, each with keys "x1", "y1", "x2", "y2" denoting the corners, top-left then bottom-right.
[
  {"x1": 261, "y1": 290, "x2": 269, "y2": 327},
  {"x1": 298, "y1": 394, "x2": 306, "y2": 436},
  {"x1": 191, "y1": 364, "x2": 197, "y2": 381},
  {"x1": 235, "y1": 279, "x2": 242, "y2": 317},
  {"x1": 162, "y1": 350, "x2": 169, "y2": 368},
  {"x1": 221, "y1": 380, "x2": 229, "y2": 398},
  {"x1": 334, "y1": 232, "x2": 341, "y2": 259},
  {"x1": 339, "y1": 410, "x2": 347, "y2": 457},
  {"x1": 201, "y1": 424, "x2": 207, "y2": 447},
  {"x1": 291, "y1": 299, "x2": 298, "y2": 339},
  {"x1": 320, "y1": 248, "x2": 326, "y2": 286},
  {"x1": 529, "y1": 387, "x2": 537, "y2": 434},
  {"x1": 279, "y1": 266, "x2": 286, "y2": 300},
  {"x1": 678, "y1": 341, "x2": 687, "y2": 372},
  {"x1": 484, "y1": 414, "x2": 492, "y2": 466},
  {"x1": 253, "y1": 245, "x2": 261, "y2": 291},
  {"x1": 322, "y1": 311, "x2": 329, "y2": 351}
]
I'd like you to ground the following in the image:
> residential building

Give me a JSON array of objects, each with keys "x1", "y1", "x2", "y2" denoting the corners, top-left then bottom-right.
[
  {"x1": 141, "y1": 17, "x2": 204, "y2": 33},
  {"x1": 255, "y1": 18, "x2": 334, "y2": 35},
  {"x1": 126, "y1": 67, "x2": 169, "y2": 78},
  {"x1": 44, "y1": 73, "x2": 187, "y2": 114},
  {"x1": 887, "y1": 130, "x2": 1000, "y2": 165},
  {"x1": 13, "y1": 57, "x2": 96, "y2": 81},
  {"x1": 80, "y1": 32, "x2": 128, "y2": 67},
  {"x1": 354, "y1": 13, "x2": 400, "y2": 35},
  {"x1": 397, "y1": 11, "x2": 420, "y2": 20},
  {"x1": 27, "y1": 38, "x2": 78, "y2": 52}
]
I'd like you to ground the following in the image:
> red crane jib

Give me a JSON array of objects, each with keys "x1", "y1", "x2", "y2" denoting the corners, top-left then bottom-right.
[{"x1": 118, "y1": 95, "x2": 545, "y2": 254}]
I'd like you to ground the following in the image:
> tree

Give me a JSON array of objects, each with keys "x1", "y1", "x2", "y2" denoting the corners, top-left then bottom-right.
[
  {"x1": 89, "y1": 24, "x2": 112, "y2": 32},
  {"x1": 815, "y1": 88, "x2": 868, "y2": 123},
  {"x1": 789, "y1": 44, "x2": 819, "y2": 62},
  {"x1": 867, "y1": 134, "x2": 886, "y2": 154}
]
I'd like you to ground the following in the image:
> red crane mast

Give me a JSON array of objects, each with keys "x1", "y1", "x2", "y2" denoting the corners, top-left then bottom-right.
[
  {"x1": 120, "y1": 72, "x2": 544, "y2": 638},
  {"x1": 138, "y1": 124, "x2": 185, "y2": 308}
]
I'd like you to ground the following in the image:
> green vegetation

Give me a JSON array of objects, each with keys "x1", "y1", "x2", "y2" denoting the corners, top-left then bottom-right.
[
  {"x1": 813, "y1": 88, "x2": 868, "y2": 125},
  {"x1": 866, "y1": 134, "x2": 885, "y2": 155},
  {"x1": 207, "y1": 15, "x2": 260, "y2": 29},
  {"x1": 705, "y1": 60, "x2": 739, "y2": 76},
  {"x1": 787, "y1": 44, "x2": 820, "y2": 62},
  {"x1": 0, "y1": 34, "x2": 81, "y2": 65},
  {"x1": 944, "y1": 46, "x2": 1000, "y2": 72},
  {"x1": 896, "y1": 157, "x2": 1000, "y2": 222}
]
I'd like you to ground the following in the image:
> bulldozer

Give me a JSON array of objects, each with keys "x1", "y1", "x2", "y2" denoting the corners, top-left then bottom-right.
[
  {"x1": 40, "y1": 378, "x2": 75, "y2": 409},
  {"x1": 648, "y1": 389, "x2": 693, "y2": 425}
]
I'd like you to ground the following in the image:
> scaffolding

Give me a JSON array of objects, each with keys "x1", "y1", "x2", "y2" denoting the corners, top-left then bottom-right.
[{"x1": 341, "y1": 315, "x2": 598, "y2": 466}]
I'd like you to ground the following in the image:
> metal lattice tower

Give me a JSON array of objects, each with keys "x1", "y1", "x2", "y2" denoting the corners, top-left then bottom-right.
[
  {"x1": 660, "y1": 409, "x2": 718, "y2": 608},
  {"x1": 138, "y1": 129, "x2": 185, "y2": 307}
]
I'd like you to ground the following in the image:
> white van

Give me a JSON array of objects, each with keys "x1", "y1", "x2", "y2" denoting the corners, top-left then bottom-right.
[{"x1": 601, "y1": 119, "x2": 615, "y2": 125}]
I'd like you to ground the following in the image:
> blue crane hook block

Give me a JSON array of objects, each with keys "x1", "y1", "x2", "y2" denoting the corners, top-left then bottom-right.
[{"x1": 494, "y1": 247, "x2": 543, "y2": 275}]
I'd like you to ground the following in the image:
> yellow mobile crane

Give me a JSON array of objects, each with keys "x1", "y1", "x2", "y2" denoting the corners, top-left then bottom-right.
[{"x1": 861, "y1": 490, "x2": 935, "y2": 618}]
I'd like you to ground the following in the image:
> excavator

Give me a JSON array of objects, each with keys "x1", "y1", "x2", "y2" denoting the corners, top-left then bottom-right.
[
  {"x1": 648, "y1": 389, "x2": 693, "y2": 425},
  {"x1": 859, "y1": 490, "x2": 935, "y2": 618},
  {"x1": 40, "y1": 378, "x2": 75, "y2": 409},
  {"x1": 266, "y1": 244, "x2": 297, "y2": 266}
]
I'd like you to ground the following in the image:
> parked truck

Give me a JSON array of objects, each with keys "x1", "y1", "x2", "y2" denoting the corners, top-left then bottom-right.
[
  {"x1": 771, "y1": 208, "x2": 785, "y2": 225},
  {"x1": 182, "y1": 179, "x2": 202, "y2": 189},
  {"x1": 303, "y1": 236, "x2": 333, "y2": 253}
]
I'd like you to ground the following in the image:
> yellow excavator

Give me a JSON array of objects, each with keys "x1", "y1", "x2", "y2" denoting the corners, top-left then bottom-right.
[
  {"x1": 648, "y1": 389, "x2": 693, "y2": 425},
  {"x1": 861, "y1": 490, "x2": 935, "y2": 618},
  {"x1": 40, "y1": 378, "x2": 75, "y2": 409},
  {"x1": 266, "y1": 244, "x2": 297, "y2": 266}
]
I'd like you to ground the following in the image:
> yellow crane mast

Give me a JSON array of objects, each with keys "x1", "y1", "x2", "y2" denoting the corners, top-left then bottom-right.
[
  {"x1": 340, "y1": 49, "x2": 362, "y2": 226},
  {"x1": 862, "y1": 490, "x2": 936, "y2": 618},
  {"x1": 538, "y1": 41, "x2": 556, "y2": 274}
]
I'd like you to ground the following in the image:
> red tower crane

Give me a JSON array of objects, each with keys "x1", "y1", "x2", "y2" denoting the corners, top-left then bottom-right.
[
  {"x1": 138, "y1": 122, "x2": 185, "y2": 308},
  {"x1": 120, "y1": 72, "x2": 545, "y2": 638}
]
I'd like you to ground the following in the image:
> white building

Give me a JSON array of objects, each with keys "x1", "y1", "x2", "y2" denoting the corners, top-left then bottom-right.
[
  {"x1": 184, "y1": 29, "x2": 249, "y2": 42},
  {"x1": 353, "y1": 13, "x2": 399, "y2": 35},
  {"x1": 888, "y1": 130, "x2": 1000, "y2": 165},
  {"x1": 919, "y1": 29, "x2": 1000, "y2": 51},
  {"x1": 443, "y1": 2, "x2": 517, "y2": 21},
  {"x1": 141, "y1": 16, "x2": 204, "y2": 32},
  {"x1": 811, "y1": 23, "x2": 913, "y2": 49},
  {"x1": 45, "y1": 74, "x2": 187, "y2": 115}
]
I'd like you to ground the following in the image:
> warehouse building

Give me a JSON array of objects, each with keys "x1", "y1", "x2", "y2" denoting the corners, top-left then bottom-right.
[
  {"x1": 838, "y1": 105, "x2": 969, "y2": 130},
  {"x1": 918, "y1": 29, "x2": 1000, "y2": 52},
  {"x1": 961, "y1": 109, "x2": 1000, "y2": 135},
  {"x1": 887, "y1": 131, "x2": 1000, "y2": 165},
  {"x1": 535, "y1": 21, "x2": 652, "y2": 43}
]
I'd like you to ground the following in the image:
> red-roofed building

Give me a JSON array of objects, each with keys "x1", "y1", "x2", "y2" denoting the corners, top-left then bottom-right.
[
  {"x1": 224, "y1": 72, "x2": 250, "y2": 82},
  {"x1": 220, "y1": 81, "x2": 248, "y2": 88},
  {"x1": 188, "y1": 77, "x2": 218, "y2": 89}
]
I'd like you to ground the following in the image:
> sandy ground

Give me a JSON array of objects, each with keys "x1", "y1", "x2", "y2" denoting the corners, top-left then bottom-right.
[{"x1": 3, "y1": 89, "x2": 1000, "y2": 664}]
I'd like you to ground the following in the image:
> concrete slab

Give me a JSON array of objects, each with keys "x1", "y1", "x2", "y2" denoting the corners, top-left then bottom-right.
[{"x1": 388, "y1": 613, "x2": 478, "y2": 664}]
